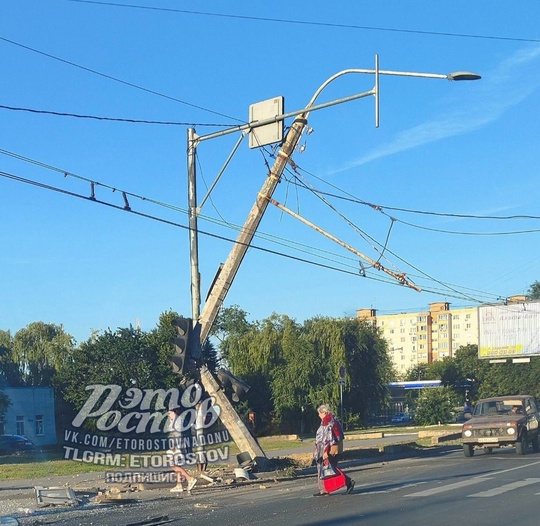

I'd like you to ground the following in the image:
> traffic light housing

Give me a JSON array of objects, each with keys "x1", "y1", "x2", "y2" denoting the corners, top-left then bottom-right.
[
  {"x1": 216, "y1": 368, "x2": 250, "y2": 402},
  {"x1": 189, "y1": 321, "x2": 202, "y2": 361},
  {"x1": 168, "y1": 317, "x2": 193, "y2": 375}
]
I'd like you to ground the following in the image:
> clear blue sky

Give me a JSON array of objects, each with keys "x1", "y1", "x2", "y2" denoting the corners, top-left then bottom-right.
[{"x1": 2, "y1": 1, "x2": 540, "y2": 344}]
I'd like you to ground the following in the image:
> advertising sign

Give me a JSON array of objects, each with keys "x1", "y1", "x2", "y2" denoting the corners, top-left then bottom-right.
[{"x1": 478, "y1": 301, "x2": 540, "y2": 359}]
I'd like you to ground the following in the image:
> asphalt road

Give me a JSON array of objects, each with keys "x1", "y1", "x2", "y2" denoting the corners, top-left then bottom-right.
[{"x1": 6, "y1": 438, "x2": 540, "y2": 526}]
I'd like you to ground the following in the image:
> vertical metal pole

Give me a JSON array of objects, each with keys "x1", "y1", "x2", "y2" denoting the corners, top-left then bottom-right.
[
  {"x1": 375, "y1": 54, "x2": 380, "y2": 128},
  {"x1": 340, "y1": 383, "x2": 344, "y2": 422},
  {"x1": 187, "y1": 128, "x2": 201, "y2": 319},
  {"x1": 186, "y1": 127, "x2": 269, "y2": 468}
]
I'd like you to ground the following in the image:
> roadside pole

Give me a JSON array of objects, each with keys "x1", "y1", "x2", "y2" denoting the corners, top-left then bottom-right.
[
  {"x1": 190, "y1": 116, "x2": 308, "y2": 468},
  {"x1": 339, "y1": 366, "x2": 346, "y2": 423}
]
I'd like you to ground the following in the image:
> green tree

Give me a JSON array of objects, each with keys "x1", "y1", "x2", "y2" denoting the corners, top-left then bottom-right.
[
  {"x1": 270, "y1": 317, "x2": 322, "y2": 432},
  {"x1": 527, "y1": 280, "x2": 540, "y2": 300},
  {"x1": 217, "y1": 312, "x2": 392, "y2": 433},
  {"x1": 0, "y1": 330, "x2": 19, "y2": 386},
  {"x1": 56, "y1": 325, "x2": 167, "y2": 427},
  {"x1": 478, "y1": 358, "x2": 540, "y2": 400},
  {"x1": 414, "y1": 387, "x2": 455, "y2": 425},
  {"x1": 210, "y1": 305, "x2": 253, "y2": 366},
  {"x1": 9, "y1": 322, "x2": 75, "y2": 387}
]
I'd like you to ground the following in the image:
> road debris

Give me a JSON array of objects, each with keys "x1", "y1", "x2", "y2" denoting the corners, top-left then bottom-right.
[{"x1": 34, "y1": 486, "x2": 79, "y2": 508}]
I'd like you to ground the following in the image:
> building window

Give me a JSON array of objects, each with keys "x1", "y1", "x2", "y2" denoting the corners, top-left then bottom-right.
[
  {"x1": 453, "y1": 324, "x2": 460, "y2": 329},
  {"x1": 35, "y1": 415, "x2": 44, "y2": 436},
  {"x1": 16, "y1": 416, "x2": 25, "y2": 436},
  {"x1": 439, "y1": 314, "x2": 448, "y2": 321}
]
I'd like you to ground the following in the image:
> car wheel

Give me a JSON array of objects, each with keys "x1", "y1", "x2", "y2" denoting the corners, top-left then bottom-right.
[
  {"x1": 516, "y1": 433, "x2": 527, "y2": 455},
  {"x1": 532, "y1": 435, "x2": 540, "y2": 453},
  {"x1": 463, "y1": 444, "x2": 474, "y2": 457}
]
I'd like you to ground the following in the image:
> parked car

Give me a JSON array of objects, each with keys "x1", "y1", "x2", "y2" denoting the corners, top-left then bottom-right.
[
  {"x1": 0, "y1": 434, "x2": 35, "y2": 455},
  {"x1": 391, "y1": 413, "x2": 412, "y2": 423},
  {"x1": 461, "y1": 395, "x2": 540, "y2": 457}
]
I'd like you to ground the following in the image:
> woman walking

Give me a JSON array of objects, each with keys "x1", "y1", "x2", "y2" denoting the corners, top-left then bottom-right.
[{"x1": 313, "y1": 404, "x2": 355, "y2": 496}]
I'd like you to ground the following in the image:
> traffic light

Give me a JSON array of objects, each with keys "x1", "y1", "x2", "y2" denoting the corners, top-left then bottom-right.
[
  {"x1": 168, "y1": 317, "x2": 193, "y2": 375},
  {"x1": 216, "y1": 368, "x2": 250, "y2": 402},
  {"x1": 189, "y1": 321, "x2": 202, "y2": 361}
]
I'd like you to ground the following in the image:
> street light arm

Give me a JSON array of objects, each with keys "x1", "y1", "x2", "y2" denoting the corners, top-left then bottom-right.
[
  {"x1": 304, "y1": 55, "x2": 480, "y2": 116},
  {"x1": 305, "y1": 68, "x2": 376, "y2": 110}
]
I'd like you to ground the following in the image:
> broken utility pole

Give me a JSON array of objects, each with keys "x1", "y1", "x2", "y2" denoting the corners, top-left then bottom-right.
[{"x1": 186, "y1": 116, "x2": 307, "y2": 469}]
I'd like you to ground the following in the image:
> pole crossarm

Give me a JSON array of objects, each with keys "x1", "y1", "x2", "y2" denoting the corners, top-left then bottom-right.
[{"x1": 265, "y1": 196, "x2": 421, "y2": 292}]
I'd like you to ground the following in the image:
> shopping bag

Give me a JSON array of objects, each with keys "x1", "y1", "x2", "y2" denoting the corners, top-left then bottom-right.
[{"x1": 322, "y1": 468, "x2": 347, "y2": 493}]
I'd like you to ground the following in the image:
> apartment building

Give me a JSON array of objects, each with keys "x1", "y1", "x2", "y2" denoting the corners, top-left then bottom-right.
[{"x1": 357, "y1": 302, "x2": 478, "y2": 376}]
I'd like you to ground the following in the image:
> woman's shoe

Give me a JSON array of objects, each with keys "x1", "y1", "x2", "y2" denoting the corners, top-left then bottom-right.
[
  {"x1": 313, "y1": 492, "x2": 329, "y2": 496},
  {"x1": 346, "y1": 480, "x2": 355, "y2": 494},
  {"x1": 170, "y1": 485, "x2": 184, "y2": 493}
]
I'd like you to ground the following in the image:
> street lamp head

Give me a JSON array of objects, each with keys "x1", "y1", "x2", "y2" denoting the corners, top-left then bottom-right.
[{"x1": 447, "y1": 71, "x2": 481, "y2": 81}]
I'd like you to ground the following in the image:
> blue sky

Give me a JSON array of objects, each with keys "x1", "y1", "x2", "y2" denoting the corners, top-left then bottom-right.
[{"x1": 2, "y1": 1, "x2": 540, "y2": 344}]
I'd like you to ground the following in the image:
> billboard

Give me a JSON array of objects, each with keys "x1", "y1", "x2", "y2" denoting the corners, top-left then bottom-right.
[{"x1": 478, "y1": 301, "x2": 540, "y2": 359}]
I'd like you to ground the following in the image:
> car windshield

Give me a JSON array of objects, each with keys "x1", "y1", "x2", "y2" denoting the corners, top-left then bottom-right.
[{"x1": 474, "y1": 400, "x2": 524, "y2": 416}]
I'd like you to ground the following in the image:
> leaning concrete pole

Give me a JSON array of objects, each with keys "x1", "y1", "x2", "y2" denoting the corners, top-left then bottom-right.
[
  {"x1": 196, "y1": 116, "x2": 308, "y2": 467},
  {"x1": 198, "y1": 115, "x2": 307, "y2": 344}
]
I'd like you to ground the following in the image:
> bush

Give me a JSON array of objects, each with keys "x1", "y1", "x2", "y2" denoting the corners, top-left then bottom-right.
[{"x1": 414, "y1": 387, "x2": 454, "y2": 425}]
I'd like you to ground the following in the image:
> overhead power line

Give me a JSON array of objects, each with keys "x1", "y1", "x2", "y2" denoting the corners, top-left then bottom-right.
[
  {"x1": 0, "y1": 168, "x2": 400, "y2": 283},
  {"x1": 293, "y1": 166, "x2": 540, "y2": 232},
  {"x1": 0, "y1": 35, "x2": 243, "y2": 123},
  {"x1": 0, "y1": 105, "x2": 230, "y2": 127},
  {"x1": 1, "y1": 166, "x2": 504, "y2": 306},
  {"x1": 0, "y1": 147, "x2": 511, "y2": 305},
  {"x1": 66, "y1": 0, "x2": 540, "y2": 44}
]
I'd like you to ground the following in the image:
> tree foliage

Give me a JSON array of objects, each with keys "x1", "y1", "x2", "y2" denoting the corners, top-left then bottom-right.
[
  {"x1": 219, "y1": 310, "x2": 392, "y2": 433},
  {"x1": 0, "y1": 323, "x2": 74, "y2": 387},
  {"x1": 414, "y1": 387, "x2": 455, "y2": 425},
  {"x1": 527, "y1": 280, "x2": 540, "y2": 300}
]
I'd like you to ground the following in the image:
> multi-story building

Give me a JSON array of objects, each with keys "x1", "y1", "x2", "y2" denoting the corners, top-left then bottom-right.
[{"x1": 357, "y1": 302, "x2": 478, "y2": 376}]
